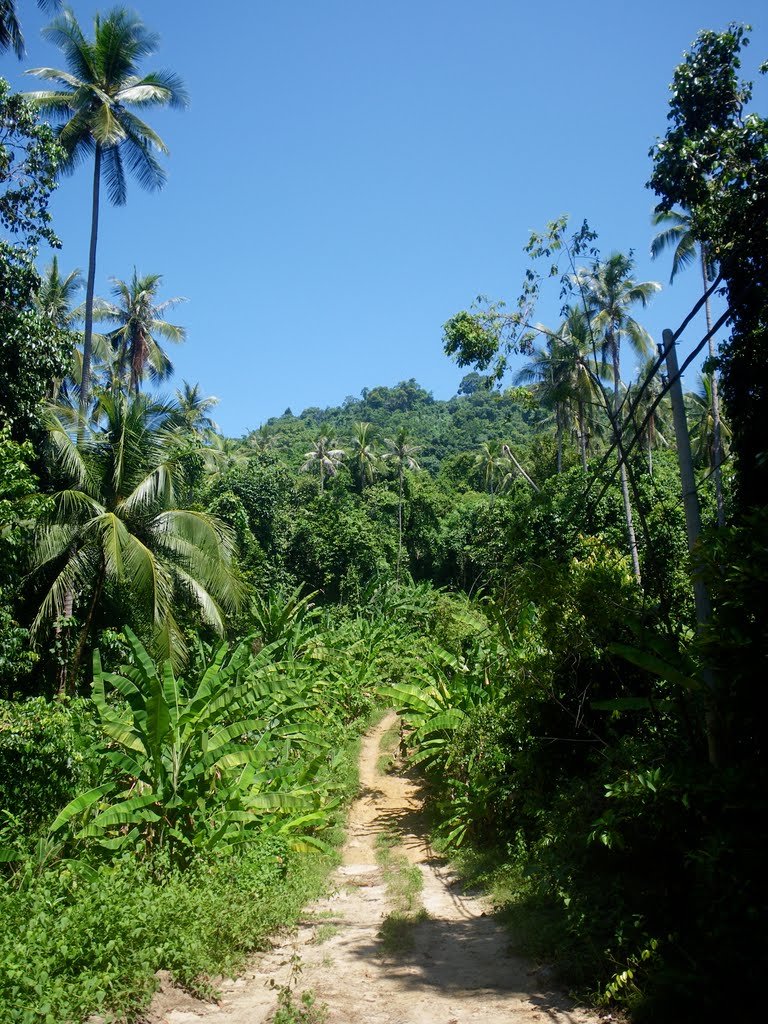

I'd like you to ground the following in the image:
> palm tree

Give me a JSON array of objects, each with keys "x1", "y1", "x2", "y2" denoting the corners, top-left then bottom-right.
[
  {"x1": 382, "y1": 427, "x2": 421, "y2": 583},
  {"x1": 31, "y1": 392, "x2": 243, "y2": 689},
  {"x1": 301, "y1": 435, "x2": 345, "y2": 495},
  {"x1": 33, "y1": 255, "x2": 83, "y2": 399},
  {"x1": 204, "y1": 434, "x2": 251, "y2": 479},
  {"x1": 172, "y1": 380, "x2": 219, "y2": 438},
  {"x1": 0, "y1": 0, "x2": 60, "y2": 58},
  {"x1": 474, "y1": 440, "x2": 506, "y2": 502},
  {"x1": 93, "y1": 270, "x2": 186, "y2": 393},
  {"x1": 26, "y1": 7, "x2": 188, "y2": 417},
  {"x1": 248, "y1": 425, "x2": 277, "y2": 453},
  {"x1": 576, "y1": 253, "x2": 661, "y2": 583},
  {"x1": 34, "y1": 255, "x2": 82, "y2": 326},
  {"x1": 515, "y1": 309, "x2": 603, "y2": 474},
  {"x1": 689, "y1": 373, "x2": 732, "y2": 474},
  {"x1": 652, "y1": 208, "x2": 725, "y2": 526},
  {"x1": 628, "y1": 357, "x2": 670, "y2": 476},
  {"x1": 350, "y1": 421, "x2": 379, "y2": 492}
]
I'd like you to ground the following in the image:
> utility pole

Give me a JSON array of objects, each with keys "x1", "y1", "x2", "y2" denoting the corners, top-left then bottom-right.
[{"x1": 662, "y1": 328, "x2": 720, "y2": 766}]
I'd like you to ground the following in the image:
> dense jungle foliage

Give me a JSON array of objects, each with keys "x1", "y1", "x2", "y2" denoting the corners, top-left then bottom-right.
[{"x1": 0, "y1": 9, "x2": 766, "y2": 1023}]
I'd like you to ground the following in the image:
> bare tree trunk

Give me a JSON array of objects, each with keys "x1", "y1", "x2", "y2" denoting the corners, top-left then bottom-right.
[
  {"x1": 396, "y1": 469, "x2": 403, "y2": 585},
  {"x1": 612, "y1": 334, "x2": 641, "y2": 584},
  {"x1": 701, "y1": 247, "x2": 725, "y2": 527},
  {"x1": 663, "y1": 329, "x2": 721, "y2": 767},
  {"x1": 578, "y1": 400, "x2": 588, "y2": 473},
  {"x1": 501, "y1": 445, "x2": 539, "y2": 491},
  {"x1": 79, "y1": 145, "x2": 102, "y2": 433},
  {"x1": 67, "y1": 572, "x2": 104, "y2": 696},
  {"x1": 55, "y1": 589, "x2": 75, "y2": 697}
]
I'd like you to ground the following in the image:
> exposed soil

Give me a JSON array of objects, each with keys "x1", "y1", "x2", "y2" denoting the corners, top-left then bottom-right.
[{"x1": 147, "y1": 712, "x2": 600, "y2": 1024}]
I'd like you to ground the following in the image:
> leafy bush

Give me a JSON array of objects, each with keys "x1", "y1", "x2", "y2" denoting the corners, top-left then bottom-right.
[
  {"x1": 0, "y1": 839, "x2": 330, "y2": 1024},
  {"x1": 0, "y1": 698, "x2": 99, "y2": 843}
]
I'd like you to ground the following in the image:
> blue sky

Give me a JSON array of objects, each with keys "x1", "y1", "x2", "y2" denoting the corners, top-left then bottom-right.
[{"x1": 6, "y1": 1, "x2": 767, "y2": 436}]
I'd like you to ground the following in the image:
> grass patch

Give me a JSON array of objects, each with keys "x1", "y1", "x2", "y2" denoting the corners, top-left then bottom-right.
[
  {"x1": 375, "y1": 829, "x2": 423, "y2": 913},
  {"x1": 377, "y1": 722, "x2": 401, "y2": 775},
  {"x1": 311, "y1": 923, "x2": 340, "y2": 945},
  {"x1": 378, "y1": 908, "x2": 430, "y2": 953}
]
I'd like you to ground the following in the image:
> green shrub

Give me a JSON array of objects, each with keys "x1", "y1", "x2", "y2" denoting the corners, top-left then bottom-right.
[
  {"x1": 0, "y1": 839, "x2": 331, "y2": 1024},
  {"x1": 0, "y1": 698, "x2": 99, "y2": 842}
]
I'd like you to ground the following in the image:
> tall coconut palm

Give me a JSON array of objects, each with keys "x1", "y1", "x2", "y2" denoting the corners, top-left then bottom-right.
[
  {"x1": 31, "y1": 392, "x2": 243, "y2": 689},
  {"x1": 515, "y1": 338, "x2": 572, "y2": 474},
  {"x1": 576, "y1": 253, "x2": 661, "y2": 583},
  {"x1": 0, "y1": 0, "x2": 60, "y2": 58},
  {"x1": 382, "y1": 427, "x2": 421, "y2": 583},
  {"x1": 93, "y1": 270, "x2": 186, "y2": 393},
  {"x1": 350, "y1": 421, "x2": 379, "y2": 492},
  {"x1": 652, "y1": 208, "x2": 725, "y2": 525},
  {"x1": 25, "y1": 7, "x2": 187, "y2": 417},
  {"x1": 301, "y1": 435, "x2": 345, "y2": 495}
]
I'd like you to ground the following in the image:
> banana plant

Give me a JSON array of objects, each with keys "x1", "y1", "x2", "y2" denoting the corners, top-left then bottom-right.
[{"x1": 51, "y1": 628, "x2": 334, "y2": 863}]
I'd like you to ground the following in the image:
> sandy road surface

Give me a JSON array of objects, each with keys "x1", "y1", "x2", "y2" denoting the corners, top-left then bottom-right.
[{"x1": 148, "y1": 712, "x2": 599, "y2": 1024}]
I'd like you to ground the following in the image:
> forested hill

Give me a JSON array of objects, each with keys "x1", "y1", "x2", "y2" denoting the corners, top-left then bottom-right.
[{"x1": 257, "y1": 375, "x2": 547, "y2": 478}]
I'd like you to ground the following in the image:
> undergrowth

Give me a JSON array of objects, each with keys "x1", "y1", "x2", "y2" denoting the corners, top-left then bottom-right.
[{"x1": 0, "y1": 838, "x2": 333, "y2": 1024}]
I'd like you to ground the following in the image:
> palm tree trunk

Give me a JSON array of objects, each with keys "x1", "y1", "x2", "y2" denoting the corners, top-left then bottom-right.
[
  {"x1": 67, "y1": 568, "x2": 104, "y2": 696},
  {"x1": 79, "y1": 144, "x2": 102, "y2": 429},
  {"x1": 612, "y1": 334, "x2": 642, "y2": 584},
  {"x1": 578, "y1": 400, "x2": 588, "y2": 473},
  {"x1": 396, "y1": 468, "x2": 403, "y2": 585},
  {"x1": 556, "y1": 406, "x2": 563, "y2": 473},
  {"x1": 701, "y1": 247, "x2": 725, "y2": 527},
  {"x1": 55, "y1": 588, "x2": 75, "y2": 696}
]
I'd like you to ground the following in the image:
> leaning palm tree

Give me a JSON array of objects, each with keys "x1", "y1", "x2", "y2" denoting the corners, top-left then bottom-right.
[
  {"x1": 382, "y1": 427, "x2": 421, "y2": 583},
  {"x1": 25, "y1": 7, "x2": 188, "y2": 417},
  {"x1": 31, "y1": 392, "x2": 243, "y2": 690},
  {"x1": 301, "y1": 435, "x2": 345, "y2": 495},
  {"x1": 474, "y1": 440, "x2": 506, "y2": 502},
  {"x1": 350, "y1": 421, "x2": 379, "y2": 492},
  {"x1": 93, "y1": 270, "x2": 187, "y2": 393},
  {"x1": 576, "y1": 253, "x2": 661, "y2": 583},
  {"x1": 652, "y1": 208, "x2": 725, "y2": 526},
  {"x1": 0, "y1": 0, "x2": 60, "y2": 57}
]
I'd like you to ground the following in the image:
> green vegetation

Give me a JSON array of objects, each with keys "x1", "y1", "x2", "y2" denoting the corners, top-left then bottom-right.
[
  {"x1": 0, "y1": 14, "x2": 765, "y2": 1024},
  {"x1": 375, "y1": 827, "x2": 427, "y2": 955}
]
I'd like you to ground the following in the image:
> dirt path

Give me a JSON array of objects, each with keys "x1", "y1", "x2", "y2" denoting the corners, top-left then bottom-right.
[{"x1": 149, "y1": 712, "x2": 598, "y2": 1024}]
